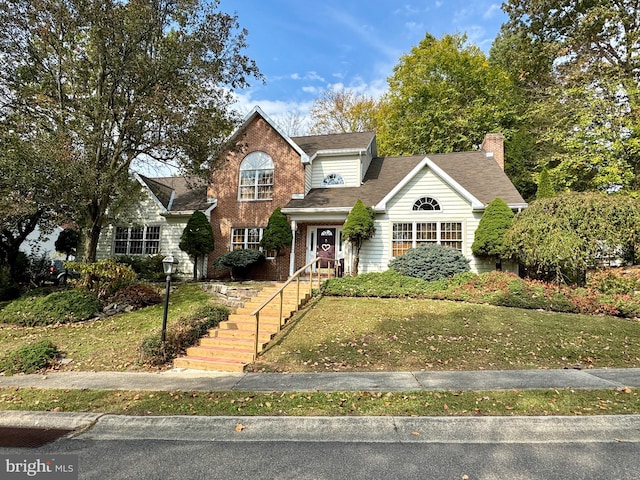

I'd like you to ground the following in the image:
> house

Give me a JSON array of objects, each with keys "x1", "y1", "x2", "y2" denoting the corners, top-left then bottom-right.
[
  {"x1": 97, "y1": 106, "x2": 526, "y2": 279},
  {"x1": 206, "y1": 106, "x2": 526, "y2": 279},
  {"x1": 96, "y1": 174, "x2": 215, "y2": 277}
]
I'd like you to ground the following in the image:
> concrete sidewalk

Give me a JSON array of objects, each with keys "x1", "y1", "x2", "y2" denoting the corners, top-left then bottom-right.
[
  {"x1": 1, "y1": 368, "x2": 639, "y2": 392},
  {"x1": 2, "y1": 369, "x2": 640, "y2": 445}
]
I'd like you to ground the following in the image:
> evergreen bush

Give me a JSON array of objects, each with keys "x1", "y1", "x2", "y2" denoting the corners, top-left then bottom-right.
[
  {"x1": 213, "y1": 249, "x2": 265, "y2": 280},
  {"x1": 0, "y1": 289, "x2": 101, "y2": 326},
  {"x1": 0, "y1": 339, "x2": 60, "y2": 375},
  {"x1": 116, "y1": 255, "x2": 165, "y2": 281},
  {"x1": 389, "y1": 244, "x2": 470, "y2": 281}
]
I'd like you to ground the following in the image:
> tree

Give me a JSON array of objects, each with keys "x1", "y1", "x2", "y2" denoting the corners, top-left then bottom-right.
[
  {"x1": 309, "y1": 88, "x2": 377, "y2": 134},
  {"x1": 535, "y1": 167, "x2": 556, "y2": 199},
  {"x1": 471, "y1": 198, "x2": 515, "y2": 270},
  {"x1": 0, "y1": 123, "x2": 76, "y2": 283},
  {"x1": 0, "y1": 0, "x2": 262, "y2": 263},
  {"x1": 501, "y1": 0, "x2": 640, "y2": 192},
  {"x1": 179, "y1": 211, "x2": 214, "y2": 280},
  {"x1": 260, "y1": 207, "x2": 292, "y2": 280},
  {"x1": 55, "y1": 228, "x2": 80, "y2": 261},
  {"x1": 376, "y1": 33, "x2": 519, "y2": 156},
  {"x1": 504, "y1": 192, "x2": 640, "y2": 284},
  {"x1": 343, "y1": 199, "x2": 376, "y2": 275}
]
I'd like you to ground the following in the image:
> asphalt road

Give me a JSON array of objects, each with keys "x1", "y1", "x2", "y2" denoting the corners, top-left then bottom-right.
[{"x1": 2, "y1": 415, "x2": 640, "y2": 479}]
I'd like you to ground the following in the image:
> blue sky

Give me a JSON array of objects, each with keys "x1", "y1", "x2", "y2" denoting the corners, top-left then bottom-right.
[{"x1": 218, "y1": 0, "x2": 509, "y2": 126}]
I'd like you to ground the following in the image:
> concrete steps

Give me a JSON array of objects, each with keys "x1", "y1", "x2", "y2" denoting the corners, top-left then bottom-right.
[{"x1": 173, "y1": 281, "x2": 312, "y2": 372}]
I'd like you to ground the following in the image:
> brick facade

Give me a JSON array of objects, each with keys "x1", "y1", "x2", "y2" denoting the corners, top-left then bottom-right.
[{"x1": 207, "y1": 116, "x2": 305, "y2": 280}]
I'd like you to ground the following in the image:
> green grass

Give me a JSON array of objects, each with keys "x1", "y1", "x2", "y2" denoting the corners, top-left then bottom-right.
[
  {"x1": 0, "y1": 387, "x2": 638, "y2": 416},
  {"x1": 1, "y1": 285, "x2": 640, "y2": 416},
  {"x1": 0, "y1": 283, "x2": 214, "y2": 372},
  {"x1": 251, "y1": 297, "x2": 640, "y2": 372}
]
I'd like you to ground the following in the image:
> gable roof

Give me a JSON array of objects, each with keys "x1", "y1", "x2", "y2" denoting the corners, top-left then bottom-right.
[
  {"x1": 136, "y1": 174, "x2": 213, "y2": 214},
  {"x1": 291, "y1": 131, "x2": 376, "y2": 159},
  {"x1": 283, "y1": 151, "x2": 526, "y2": 213}
]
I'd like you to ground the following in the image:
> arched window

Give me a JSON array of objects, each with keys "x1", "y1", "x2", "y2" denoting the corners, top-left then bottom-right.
[
  {"x1": 321, "y1": 173, "x2": 344, "y2": 186},
  {"x1": 239, "y1": 151, "x2": 274, "y2": 200},
  {"x1": 413, "y1": 197, "x2": 441, "y2": 211}
]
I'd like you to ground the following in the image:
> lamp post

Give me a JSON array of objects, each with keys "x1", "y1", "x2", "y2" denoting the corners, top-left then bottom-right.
[{"x1": 161, "y1": 253, "x2": 179, "y2": 343}]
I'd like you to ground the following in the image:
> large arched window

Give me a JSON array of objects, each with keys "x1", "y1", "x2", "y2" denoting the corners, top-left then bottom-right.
[
  {"x1": 412, "y1": 196, "x2": 441, "y2": 211},
  {"x1": 239, "y1": 151, "x2": 274, "y2": 200},
  {"x1": 321, "y1": 173, "x2": 344, "y2": 186}
]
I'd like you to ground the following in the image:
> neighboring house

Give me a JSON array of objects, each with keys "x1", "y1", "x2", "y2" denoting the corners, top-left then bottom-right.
[
  {"x1": 206, "y1": 106, "x2": 527, "y2": 279},
  {"x1": 96, "y1": 174, "x2": 215, "y2": 277}
]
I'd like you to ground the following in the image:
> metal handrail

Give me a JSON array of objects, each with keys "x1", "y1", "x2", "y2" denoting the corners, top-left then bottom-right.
[{"x1": 250, "y1": 256, "x2": 341, "y2": 356}]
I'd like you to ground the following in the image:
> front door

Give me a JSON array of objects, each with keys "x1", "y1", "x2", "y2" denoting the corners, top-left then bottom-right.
[{"x1": 316, "y1": 228, "x2": 336, "y2": 268}]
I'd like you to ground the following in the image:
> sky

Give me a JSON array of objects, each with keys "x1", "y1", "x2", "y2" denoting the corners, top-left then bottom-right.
[{"x1": 217, "y1": 0, "x2": 509, "y2": 129}]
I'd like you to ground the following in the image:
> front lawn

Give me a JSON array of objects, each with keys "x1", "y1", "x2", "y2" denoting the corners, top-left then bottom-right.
[
  {"x1": 251, "y1": 297, "x2": 640, "y2": 372},
  {"x1": 0, "y1": 283, "x2": 213, "y2": 372}
]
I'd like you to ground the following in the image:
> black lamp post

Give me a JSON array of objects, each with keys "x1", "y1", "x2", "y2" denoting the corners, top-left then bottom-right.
[{"x1": 161, "y1": 253, "x2": 179, "y2": 343}]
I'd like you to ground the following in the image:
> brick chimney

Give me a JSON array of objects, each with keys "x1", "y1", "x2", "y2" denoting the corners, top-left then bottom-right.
[{"x1": 481, "y1": 133, "x2": 504, "y2": 170}]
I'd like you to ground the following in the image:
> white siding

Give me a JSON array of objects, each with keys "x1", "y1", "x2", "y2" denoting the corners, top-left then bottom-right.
[
  {"x1": 304, "y1": 164, "x2": 312, "y2": 194},
  {"x1": 357, "y1": 167, "x2": 493, "y2": 274},
  {"x1": 310, "y1": 155, "x2": 360, "y2": 188},
  {"x1": 96, "y1": 194, "x2": 196, "y2": 277}
]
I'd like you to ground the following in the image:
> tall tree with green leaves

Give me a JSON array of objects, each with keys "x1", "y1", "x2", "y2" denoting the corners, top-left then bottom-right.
[
  {"x1": 0, "y1": 121, "x2": 76, "y2": 283},
  {"x1": 0, "y1": 0, "x2": 262, "y2": 263},
  {"x1": 260, "y1": 207, "x2": 293, "y2": 280},
  {"x1": 501, "y1": 0, "x2": 640, "y2": 192},
  {"x1": 536, "y1": 167, "x2": 556, "y2": 199},
  {"x1": 343, "y1": 199, "x2": 376, "y2": 276},
  {"x1": 471, "y1": 198, "x2": 515, "y2": 270},
  {"x1": 179, "y1": 211, "x2": 214, "y2": 280},
  {"x1": 376, "y1": 33, "x2": 519, "y2": 156}
]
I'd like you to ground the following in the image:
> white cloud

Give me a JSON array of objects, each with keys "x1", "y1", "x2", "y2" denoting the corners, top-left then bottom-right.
[{"x1": 483, "y1": 3, "x2": 501, "y2": 19}]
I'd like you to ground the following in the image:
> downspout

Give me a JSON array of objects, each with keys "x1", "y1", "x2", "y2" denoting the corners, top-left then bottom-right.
[{"x1": 289, "y1": 220, "x2": 296, "y2": 277}]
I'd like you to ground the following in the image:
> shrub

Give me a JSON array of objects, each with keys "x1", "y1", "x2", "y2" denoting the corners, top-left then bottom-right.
[
  {"x1": 140, "y1": 303, "x2": 229, "y2": 365},
  {"x1": 389, "y1": 244, "x2": 470, "y2": 282},
  {"x1": 109, "y1": 284, "x2": 162, "y2": 309},
  {"x1": 213, "y1": 249, "x2": 265, "y2": 280},
  {"x1": 0, "y1": 339, "x2": 60, "y2": 375},
  {"x1": 323, "y1": 269, "x2": 640, "y2": 319},
  {"x1": 67, "y1": 258, "x2": 137, "y2": 299},
  {"x1": 0, "y1": 289, "x2": 101, "y2": 326},
  {"x1": 116, "y1": 255, "x2": 165, "y2": 282},
  {"x1": 587, "y1": 268, "x2": 640, "y2": 295}
]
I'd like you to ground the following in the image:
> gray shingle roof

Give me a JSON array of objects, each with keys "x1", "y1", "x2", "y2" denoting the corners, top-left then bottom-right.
[
  {"x1": 284, "y1": 151, "x2": 525, "y2": 211},
  {"x1": 291, "y1": 131, "x2": 376, "y2": 157},
  {"x1": 138, "y1": 175, "x2": 211, "y2": 212}
]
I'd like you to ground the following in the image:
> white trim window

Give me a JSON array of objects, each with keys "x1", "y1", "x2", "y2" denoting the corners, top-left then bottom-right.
[
  {"x1": 238, "y1": 151, "x2": 274, "y2": 201},
  {"x1": 321, "y1": 173, "x2": 344, "y2": 186},
  {"x1": 231, "y1": 227, "x2": 276, "y2": 258},
  {"x1": 114, "y1": 226, "x2": 161, "y2": 255},
  {"x1": 413, "y1": 196, "x2": 441, "y2": 211},
  {"x1": 392, "y1": 222, "x2": 462, "y2": 257}
]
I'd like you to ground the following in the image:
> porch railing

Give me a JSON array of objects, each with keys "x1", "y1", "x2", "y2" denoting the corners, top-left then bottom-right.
[{"x1": 250, "y1": 256, "x2": 340, "y2": 357}]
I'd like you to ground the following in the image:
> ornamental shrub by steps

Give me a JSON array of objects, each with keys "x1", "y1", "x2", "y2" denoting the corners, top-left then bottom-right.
[
  {"x1": 140, "y1": 303, "x2": 229, "y2": 366},
  {"x1": 389, "y1": 244, "x2": 470, "y2": 282}
]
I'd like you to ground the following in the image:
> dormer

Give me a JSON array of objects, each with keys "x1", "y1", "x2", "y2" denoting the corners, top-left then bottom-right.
[{"x1": 291, "y1": 131, "x2": 376, "y2": 194}]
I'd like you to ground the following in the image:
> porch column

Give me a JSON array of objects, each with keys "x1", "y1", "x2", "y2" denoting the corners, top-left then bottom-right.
[{"x1": 289, "y1": 220, "x2": 296, "y2": 277}]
